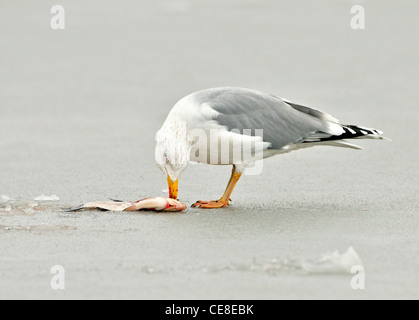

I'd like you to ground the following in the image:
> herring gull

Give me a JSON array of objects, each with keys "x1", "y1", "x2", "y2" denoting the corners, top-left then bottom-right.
[{"x1": 155, "y1": 87, "x2": 387, "y2": 208}]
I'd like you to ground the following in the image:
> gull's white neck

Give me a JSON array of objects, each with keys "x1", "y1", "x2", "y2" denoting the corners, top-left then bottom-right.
[{"x1": 155, "y1": 112, "x2": 192, "y2": 180}]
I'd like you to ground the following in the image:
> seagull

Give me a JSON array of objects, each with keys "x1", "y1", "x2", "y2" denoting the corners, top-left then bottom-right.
[{"x1": 155, "y1": 87, "x2": 387, "y2": 208}]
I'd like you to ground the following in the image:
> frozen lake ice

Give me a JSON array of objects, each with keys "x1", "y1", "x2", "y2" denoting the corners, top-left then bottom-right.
[{"x1": 0, "y1": 0, "x2": 418, "y2": 299}]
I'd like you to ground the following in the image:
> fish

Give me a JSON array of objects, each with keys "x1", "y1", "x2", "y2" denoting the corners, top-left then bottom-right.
[{"x1": 66, "y1": 197, "x2": 187, "y2": 212}]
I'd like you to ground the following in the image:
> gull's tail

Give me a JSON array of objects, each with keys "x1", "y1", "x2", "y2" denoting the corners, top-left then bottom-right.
[
  {"x1": 329, "y1": 125, "x2": 390, "y2": 142},
  {"x1": 302, "y1": 125, "x2": 390, "y2": 150}
]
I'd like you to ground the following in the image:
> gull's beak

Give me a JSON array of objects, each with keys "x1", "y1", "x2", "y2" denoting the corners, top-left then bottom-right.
[{"x1": 167, "y1": 175, "x2": 178, "y2": 199}]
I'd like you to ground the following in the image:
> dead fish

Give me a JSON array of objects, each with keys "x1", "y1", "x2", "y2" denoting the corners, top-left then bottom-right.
[{"x1": 66, "y1": 197, "x2": 186, "y2": 212}]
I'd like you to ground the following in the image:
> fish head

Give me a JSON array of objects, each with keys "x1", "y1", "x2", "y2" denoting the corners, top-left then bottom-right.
[{"x1": 164, "y1": 198, "x2": 187, "y2": 212}]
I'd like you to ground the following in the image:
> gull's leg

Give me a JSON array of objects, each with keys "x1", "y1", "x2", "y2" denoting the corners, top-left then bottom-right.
[{"x1": 192, "y1": 165, "x2": 242, "y2": 209}]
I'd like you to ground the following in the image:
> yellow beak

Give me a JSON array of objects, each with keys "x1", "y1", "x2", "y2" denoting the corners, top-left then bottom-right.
[{"x1": 167, "y1": 175, "x2": 178, "y2": 199}]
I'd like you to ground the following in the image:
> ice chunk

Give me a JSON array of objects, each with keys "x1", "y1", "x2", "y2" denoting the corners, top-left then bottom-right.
[
  {"x1": 13, "y1": 199, "x2": 39, "y2": 209},
  {"x1": 1, "y1": 195, "x2": 11, "y2": 202},
  {"x1": 0, "y1": 207, "x2": 28, "y2": 215},
  {"x1": 198, "y1": 247, "x2": 362, "y2": 275},
  {"x1": 34, "y1": 194, "x2": 60, "y2": 201},
  {"x1": 0, "y1": 198, "x2": 38, "y2": 215},
  {"x1": 301, "y1": 246, "x2": 363, "y2": 274},
  {"x1": 135, "y1": 247, "x2": 363, "y2": 276}
]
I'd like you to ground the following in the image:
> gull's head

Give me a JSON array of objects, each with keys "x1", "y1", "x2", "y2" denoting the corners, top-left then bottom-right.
[{"x1": 155, "y1": 123, "x2": 191, "y2": 199}]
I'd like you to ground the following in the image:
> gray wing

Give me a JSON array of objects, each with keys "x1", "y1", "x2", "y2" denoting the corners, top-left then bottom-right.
[{"x1": 193, "y1": 87, "x2": 343, "y2": 149}]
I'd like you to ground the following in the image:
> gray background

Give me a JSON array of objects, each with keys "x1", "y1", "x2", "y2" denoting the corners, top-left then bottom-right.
[{"x1": 0, "y1": 0, "x2": 418, "y2": 299}]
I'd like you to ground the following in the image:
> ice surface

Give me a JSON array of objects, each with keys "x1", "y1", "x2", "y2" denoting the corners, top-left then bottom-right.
[{"x1": 0, "y1": 0, "x2": 417, "y2": 300}]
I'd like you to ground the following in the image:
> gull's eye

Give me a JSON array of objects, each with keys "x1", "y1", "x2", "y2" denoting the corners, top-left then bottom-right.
[{"x1": 163, "y1": 153, "x2": 170, "y2": 164}]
